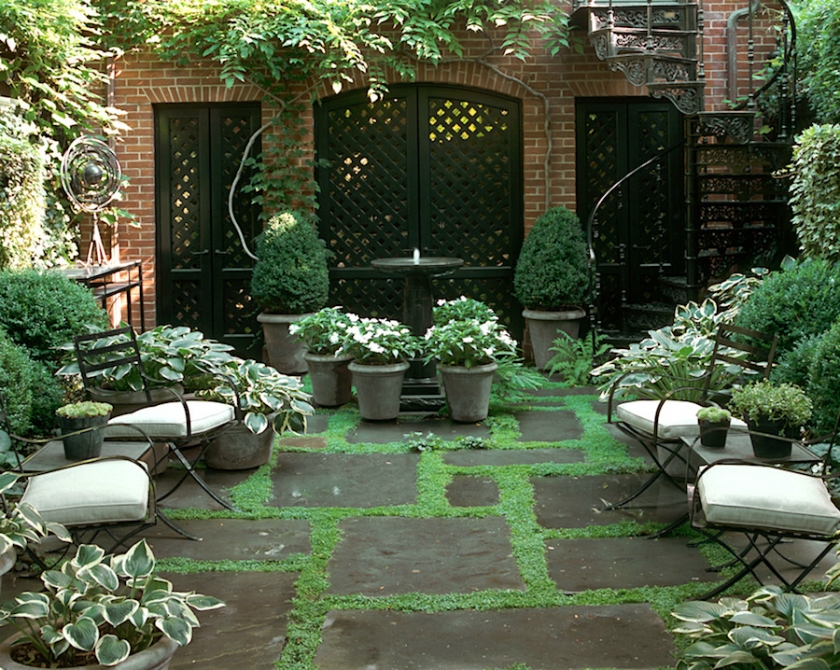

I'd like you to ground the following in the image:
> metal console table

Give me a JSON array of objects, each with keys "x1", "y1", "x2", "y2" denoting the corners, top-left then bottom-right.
[{"x1": 56, "y1": 260, "x2": 145, "y2": 330}]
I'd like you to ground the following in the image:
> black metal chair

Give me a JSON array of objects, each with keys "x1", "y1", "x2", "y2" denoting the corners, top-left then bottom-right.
[
  {"x1": 72, "y1": 326, "x2": 240, "y2": 510},
  {"x1": 687, "y1": 412, "x2": 840, "y2": 599},
  {"x1": 604, "y1": 324, "x2": 779, "y2": 510}
]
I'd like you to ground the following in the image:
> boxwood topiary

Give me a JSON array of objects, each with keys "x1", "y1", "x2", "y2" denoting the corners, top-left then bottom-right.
[
  {"x1": 513, "y1": 207, "x2": 589, "y2": 311},
  {"x1": 0, "y1": 269, "x2": 108, "y2": 364},
  {"x1": 250, "y1": 210, "x2": 330, "y2": 314},
  {"x1": 807, "y1": 319, "x2": 840, "y2": 434},
  {"x1": 735, "y1": 259, "x2": 840, "y2": 353}
]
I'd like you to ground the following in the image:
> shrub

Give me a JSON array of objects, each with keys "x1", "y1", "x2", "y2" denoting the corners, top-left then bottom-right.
[
  {"x1": 0, "y1": 327, "x2": 63, "y2": 437},
  {"x1": 0, "y1": 269, "x2": 108, "y2": 364},
  {"x1": 735, "y1": 259, "x2": 840, "y2": 353},
  {"x1": 771, "y1": 333, "x2": 822, "y2": 389},
  {"x1": 250, "y1": 210, "x2": 329, "y2": 314},
  {"x1": 0, "y1": 107, "x2": 45, "y2": 270},
  {"x1": 789, "y1": 123, "x2": 840, "y2": 263},
  {"x1": 513, "y1": 207, "x2": 589, "y2": 310},
  {"x1": 807, "y1": 319, "x2": 840, "y2": 435}
]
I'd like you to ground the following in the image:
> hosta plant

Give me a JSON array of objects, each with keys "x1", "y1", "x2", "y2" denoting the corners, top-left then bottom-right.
[
  {"x1": 339, "y1": 317, "x2": 419, "y2": 365},
  {"x1": 673, "y1": 585, "x2": 840, "y2": 669},
  {"x1": 0, "y1": 540, "x2": 224, "y2": 667},
  {"x1": 0, "y1": 472, "x2": 69, "y2": 557}
]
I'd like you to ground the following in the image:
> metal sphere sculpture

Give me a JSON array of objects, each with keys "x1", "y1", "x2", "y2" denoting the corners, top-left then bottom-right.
[{"x1": 60, "y1": 137, "x2": 122, "y2": 265}]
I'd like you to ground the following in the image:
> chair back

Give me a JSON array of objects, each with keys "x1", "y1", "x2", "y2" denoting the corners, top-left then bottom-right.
[
  {"x1": 73, "y1": 327, "x2": 153, "y2": 406},
  {"x1": 702, "y1": 324, "x2": 779, "y2": 396}
]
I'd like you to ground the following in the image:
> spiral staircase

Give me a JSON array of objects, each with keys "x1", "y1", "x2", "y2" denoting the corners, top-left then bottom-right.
[{"x1": 571, "y1": 0, "x2": 799, "y2": 338}]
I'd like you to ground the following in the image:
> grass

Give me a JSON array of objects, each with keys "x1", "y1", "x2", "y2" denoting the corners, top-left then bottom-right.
[{"x1": 156, "y1": 388, "x2": 826, "y2": 670}]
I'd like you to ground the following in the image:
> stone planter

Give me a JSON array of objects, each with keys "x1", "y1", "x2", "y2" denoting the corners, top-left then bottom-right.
[
  {"x1": 0, "y1": 544, "x2": 16, "y2": 600},
  {"x1": 205, "y1": 422, "x2": 274, "y2": 470},
  {"x1": 348, "y1": 361, "x2": 409, "y2": 421},
  {"x1": 439, "y1": 362, "x2": 498, "y2": 423},
  {"x1": 304, "y1": 352, "x2": 354, "y2": 407},
  {"x1": 747, "y1": 417, "x2": 795, "y2": 460},
  {"x1": 0, "y1": 633, "x2": 179, "y2": 670},
  {"x1": 523, "y1": 308, "x2": 586, "y2": 370},
  {"x1": 258, "y1": 313, "x2": 310, "y2": 375},
  {"x1": 57, "y1": 413, "x2": 111, "y2": 460}
]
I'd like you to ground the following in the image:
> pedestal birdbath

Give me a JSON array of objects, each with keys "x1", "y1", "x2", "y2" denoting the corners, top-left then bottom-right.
[{"x1": 372, "y1": 252, "x2": 464, "y2": 399}]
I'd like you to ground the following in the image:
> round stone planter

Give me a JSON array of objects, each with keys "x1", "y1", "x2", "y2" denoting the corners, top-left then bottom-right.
[
  {"x1": 304, "y1": 352, "x2": 354, "y2": 407},
  {"x1": 439, "y1": 362, "x2": 498, "y2": 423},
  {"x1": 258, "y1": 313, "x2": 310, "y2": 376},
  {"x1": 0, "y1": 633, "x2": 179, "y2": 670},
  {"x1": 0, "y1": 544, "x2": 16, "y2": 600},
  {"x1": 523, "y1": 308, "x2": 586, "y2": 370},
  {"x1": 348, "y1": 361, "x2": 409, "y2": 421},
  {"x1": 57, "y1": 413, "x2": 111, "y2": 460},
  {"x1": 205, "y1": 422, "x2": 274, "y2": 470}
]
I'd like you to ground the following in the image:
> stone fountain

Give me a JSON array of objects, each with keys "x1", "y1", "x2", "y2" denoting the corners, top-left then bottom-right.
[{"x1": 372, "y1": 250, "x2": 463, "y2": 400}]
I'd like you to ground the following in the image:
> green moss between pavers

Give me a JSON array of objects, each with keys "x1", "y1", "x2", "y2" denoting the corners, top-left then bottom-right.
[{"x1": 151, "y1": 392, "x2": 833, "y2": 670}]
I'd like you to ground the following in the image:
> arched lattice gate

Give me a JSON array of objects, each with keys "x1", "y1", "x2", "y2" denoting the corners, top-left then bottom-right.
[{"x1": 315, "y1": 85, "x2": 524, "y2": 338}]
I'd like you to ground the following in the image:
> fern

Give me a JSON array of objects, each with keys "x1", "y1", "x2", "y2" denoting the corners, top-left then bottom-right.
[{"x1": 546, "y1": 331, "x2": 611, "y2": 387}]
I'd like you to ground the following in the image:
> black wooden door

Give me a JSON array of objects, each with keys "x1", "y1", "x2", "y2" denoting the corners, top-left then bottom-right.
[
  {"x1": 154, "y1": 103, "x2": 261, "y2": 356},
  {"x1": 576, "y1": 99, "x2": 684, "y2": 331},
  {"x1": 315, "y1": 85, "x2": 523, "y2": 337}
]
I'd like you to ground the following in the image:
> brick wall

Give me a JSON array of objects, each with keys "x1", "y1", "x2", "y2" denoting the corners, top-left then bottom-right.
[{"x1": 106, "y1": 0, "x2": 780, "y2": 329}]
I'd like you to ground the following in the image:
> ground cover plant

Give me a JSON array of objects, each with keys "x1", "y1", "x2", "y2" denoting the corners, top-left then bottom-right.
[{"x1": 148, "y1": 374, "x2": 804, "y2": 670}]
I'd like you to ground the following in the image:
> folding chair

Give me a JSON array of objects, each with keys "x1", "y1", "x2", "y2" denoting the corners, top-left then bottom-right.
[
  {"x1": 0, "y1": 400, "x2": 199, "y2": 557},
  {"x1": 72, "y1": 326, "x2": 240, "y2": 510},
  {"x1": 604, "y1": 324, "x2": 778, "y2": 510},
  {"x1": 688, "y1": 414, "x2": 840, "y2": 599}
]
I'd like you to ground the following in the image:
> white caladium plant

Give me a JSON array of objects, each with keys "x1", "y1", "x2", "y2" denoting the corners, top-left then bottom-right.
[{"x1": 0, "y1": 540, "x2": 224, "y2": 666}]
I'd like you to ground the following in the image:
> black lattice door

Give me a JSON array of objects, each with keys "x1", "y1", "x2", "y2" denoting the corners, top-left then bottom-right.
[
  {"x1": 155, "y1": 104, "x2": 261, "y2": 357},
  {"x1": 576, "y1": 100, "x2": 684, "y2": 331},
  {"x1": 315, "y1": 85, "x2": 523, "y2": 337}
]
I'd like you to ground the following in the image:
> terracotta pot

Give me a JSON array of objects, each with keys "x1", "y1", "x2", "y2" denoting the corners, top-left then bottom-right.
[
  {"x1": 439, "y1": 362, "x2": 498, "y2": 423},
  {"x1": 258, "y1": 313, "x2": 310, "y2": 375},
  {"x1": 57, "y1": 413, "x2": 110, "y2": 460},
  {"x1": 0, "y1": 633, "x2": 179, "y2": 670},
  {"x1": 204, "y1": 422, "x2": 274, "y2": 470},
  {"x1": 523, "y1": 308, "x2": 586, "y2": 370},
  {"x1": 348, "y1": 361, "x2": 409, "y2": 421},
  {"x1": 304, "y1": 352, "x2": 354, "y2": 407}
]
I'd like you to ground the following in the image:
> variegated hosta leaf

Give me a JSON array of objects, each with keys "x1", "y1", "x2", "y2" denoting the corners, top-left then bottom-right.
[
  {"x1": 10, "y1": 593, "x2": 50, "y2": 619},
  {"x1": 158, "y1": 615, "x2": 192, "y2": 646},
  {"x1": 15, "y1": 503, "x2": 46, "y2": 535},
  {"x1": 187, "y1": 594, "x2": 225, "y2": 611},
  {"x1": 46, "y1": 521, "x2": 71, "y2": 543},
  {"x1": 729, "y1": 611, "x2": 779, "y2": 628},
  {"x1": 72, "y1": 544, "x2": 106, "y2": 570},
  {"x1": 146, "y1": 576, "x2": 173, "y2": 593},
  {"x1": 716, "y1": 649, "x2": 765, "y2": 665},
  {"x1": 49, "y1": 638, "x2": 70, "y2": 659},
  {"x1": 40, "y1": 624, "x2": 63, "y2": 644},
  {"x1": 771, "y1": 655, "x2": 832, "y2": 670},
  {"x1": 728, "y1": 625, "x2": 785, "y2": 649},
  {"x1": 0, "y1": 534, "x2": 13, "y2": 555},
  {"x1": 95, "y1": 633, "x2": 131, "y2": 666},
  {"x1": 672, "y1": 600, "x2": 733, "y2": 623},
  {"x1": 129, "y1": 605, "x2": 150, "y2": 628},
  {"x1": 122, "y1": 540, "x2": 155, "y2": 580},
  {"x1": 81, "y1": 563, "x2": 119, "y2": 591},
  {"x1": 143, "y1": 588, "x2": 175, "y2": 606},
  {"x1": 244, "y1": 412, "x2": 268, "y2": 434},
  {"x1": 63, "y1": 616, "x2": 100, "y2": 651},
  {"x1": 103, "y1": 600, "x2": 139, "y2": 627},
  {"x1": 0, "y1": 471, "x2": 19, "y2": 494}
]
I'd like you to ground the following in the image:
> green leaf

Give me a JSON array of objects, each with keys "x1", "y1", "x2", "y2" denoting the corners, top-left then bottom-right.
[
  {"x1": 158, "y1": 615, "x2": 192, "y2": 646},
  {"x1": 96, "y1": 634, "x2": 131, "y2": 666},
  {"x1": 73, "y1": 544, "x2": 105, "y2": 569},
  {"x1": 103, "y1": 600, "x2": 139, "y2": 627},
  {"x1": 122, "y1": 540, "x2": 155, "y2": 579},
  {"x1": 63, "y1": 616, "x2": 99, "y2": 651},
  {"x1": 673, "y1": 601, "x2": 733, "y2": 623},
  {"x1": 186, "y1": 594, "x2": 225, "y2": 611},
  {"x1": 84, "y1": 563, "x2": 119, "y2": 591}
]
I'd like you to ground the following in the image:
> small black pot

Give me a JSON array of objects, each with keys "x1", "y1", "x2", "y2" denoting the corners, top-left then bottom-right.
[
  {"x1": 57, "y1": 414, "x2": 110, "y2": 460},
  {"x1": 747, "y1": 417, "x2": 794, "y2": 460},
  {"x1": 698, "y1": 418, "x2": 730, "y2": 449}
]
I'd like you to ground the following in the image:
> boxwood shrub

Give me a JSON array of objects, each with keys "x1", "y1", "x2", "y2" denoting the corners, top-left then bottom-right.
[
  {"x1": 0, "y1": 269, "x2": 108, "y2": 364},
  {"x1": 250, "y1": 210, "x2": 329, "y2": 314},
  {"x1": 807, "y1": 319, "x2": 840, "y2": 434},
  {"x1": 735, "y1": 259, "x2": 840, "y2": 353}
]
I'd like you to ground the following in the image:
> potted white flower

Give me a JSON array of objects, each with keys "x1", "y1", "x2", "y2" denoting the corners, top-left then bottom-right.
[
  {"x1": 424, "y1": 298, "x2": 518, "y2": 422},
  {"x1": 338, "y1": 317, "x2": 419, "y2": 421}
]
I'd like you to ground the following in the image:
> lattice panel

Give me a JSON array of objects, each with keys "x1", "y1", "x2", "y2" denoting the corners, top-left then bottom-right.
[
  {"x1": 325, "y1": 98, "x2": 411, "y2": 267},
  {"x1": 171, "y1": 280, "x2": 203, "y2": 330},
  {"x1": 434, "y1": 276, "x2": 520, "y2": 336},
  {"x1": 168, "y1": 117, "x2": 202, "y2": 271},
  {"x1": 632, "y1": 111, "x2": 670, "y2": 267},
  {"x1": 427, "y1": 98, "x2": 512, "y2": 267},
  {"x1": 219, "y1": 113, "x2": 258, "y2": 269},
  {"x1": 582, "y1": 110, "x2": 622, "y2": 265},
  {"x1": 329, "y1": 278, "x2": 402, "y2": 321},
  {"x1": 223, "y1": 279, "x2": 257, "y2": 335}
]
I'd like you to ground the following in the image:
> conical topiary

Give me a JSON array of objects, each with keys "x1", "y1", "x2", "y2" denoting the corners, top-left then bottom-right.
[
  {"x1": 250, "y1": 210, "x2": 330, "y2": 314},
  {"x1": 513, "y1": 206, "x2": 589, "y2": 311}
]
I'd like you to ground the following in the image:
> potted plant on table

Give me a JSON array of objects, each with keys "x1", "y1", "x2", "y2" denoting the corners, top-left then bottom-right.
[
  {"x1": 0, "y1": 539, "x2": 223, "y2": 669},
  {"x1": 250, "y1": 210, "x2": 330, "y2": 375},
  {"x1": 695, "y1": 406, "x2": 731, "y2": 449},
  {"x1": 55, "y1": 401, "x2": 113, "y2": 460},
  {"x1": 196, "y1": 358, "x2": 314, "y2": 470},
  {"x1": 339, "y1": 317, "x2": 419, "y2": 421},
  {"x1": 729, "y1": 380, "x2": 813, "y2": 459},
  {"x1": 513, "y1": 206, "x2": 590, "y2": 369},
  {"x1": 424, "y1": 298, "x2": 518, "y2": 422},
  {"x1": 290, "y1": 307, "x2": 358, "y2": 407}
]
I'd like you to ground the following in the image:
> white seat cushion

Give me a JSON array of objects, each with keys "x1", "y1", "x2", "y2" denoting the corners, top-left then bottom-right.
[
  {"x1": 105, "y1": 400, "x2": 234, "y2": 439},
  {"x1": 21, "y1": 460, "x2": 149, "y2": 526},
  {"x1": 698, "y1": 464, "x2": 840, "y2": 536},
  {"x1": 616, "y1": 400, "x2": 747, "y2": 440}
]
